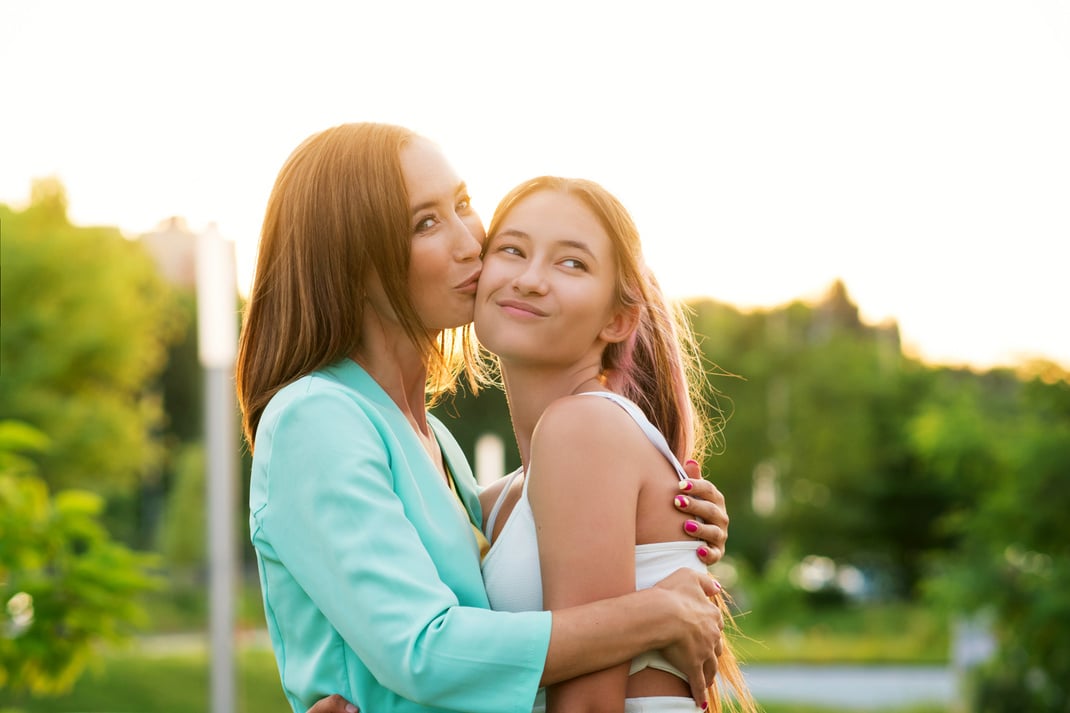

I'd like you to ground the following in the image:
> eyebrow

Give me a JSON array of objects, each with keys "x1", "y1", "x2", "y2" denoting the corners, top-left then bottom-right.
[
  {"x1": 556, "y1": 239, "x2": 597, "y2": 259},
  {"x1": 410, "y1": 182, "x2": 468, "y2": 216},
  {"x1": 493, "y1": 228, "x2": 530, "y2": 241},
  {"x1": 493, "y1": 230, "x2": 598, "y2": 259}
]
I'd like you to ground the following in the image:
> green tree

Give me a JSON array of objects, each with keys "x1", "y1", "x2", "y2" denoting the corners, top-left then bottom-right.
[
  {"x1": 0, "y1": 179, "x2": 184, "y2": 495},
  {"x1": 690, "y1": 283, "x2": 956, "y2": 597},
  {"x1": 0, "y1": 420, "x2": 161, "y2": 697},
  {"x1": 920, "y1": 365, "x2": 1070, "y2": 711}
]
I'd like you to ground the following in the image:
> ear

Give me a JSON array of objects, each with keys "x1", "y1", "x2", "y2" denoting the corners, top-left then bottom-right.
[{"x1": 599, "y1": 304, "x2": 640, "y2": 344}]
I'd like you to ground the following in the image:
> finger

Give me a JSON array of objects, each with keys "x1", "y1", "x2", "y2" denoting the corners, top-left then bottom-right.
[
  {"x1": 680, "y1": 466, "x2": 726, "y2": 506},
  {"x1": 681, "y1": 523, "x2": 724, "y2": 564},
  {"x1": 680, "y1": 478, "x2": 727, "y2": 512},
  {"x1": 677, "y1": 479, "x2": 728, "y2": 531},
  {"x1": 306, "y1": 695, "x2": 357, "y2": 713},
  {"x1": 674, "y1": 495, "x2": 725, "y2": 554},
  {"x1": 695, "y1": 571, "x2": 719, "y2": 598},
  {"x1": 681, "y1": 494, "x2": 728, "y2": 530},
  {"x1": 687, "y1": 663, "x2": 710, "y2": 709}
]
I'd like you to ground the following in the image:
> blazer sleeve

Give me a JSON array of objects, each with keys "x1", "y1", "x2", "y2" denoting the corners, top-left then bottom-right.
[{"x1": 254, "y1": 387, "x2": 551, "y2": 713}]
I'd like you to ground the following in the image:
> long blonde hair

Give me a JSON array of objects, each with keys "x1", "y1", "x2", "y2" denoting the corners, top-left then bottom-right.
[
  {"x1": 485, "y1": 177, "x2": 753, "y2": 710},
  {"x1": 485, "y1": 177, "x2": 755, "y2": 713},
  {"x1": 485, "y1": 177, "x2": 721, "y2": 461},
  {"x1": 236, "y1": 123, "x2": 477, "y2": 449}
]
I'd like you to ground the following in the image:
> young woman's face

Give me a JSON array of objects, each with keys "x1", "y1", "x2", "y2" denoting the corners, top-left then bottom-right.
[
  {"x1": 374, "y1": 137, "x2": 484, "y2": 331},
  {"x1": 475, "y1": 189, "x2": 627, "y2": 366}
]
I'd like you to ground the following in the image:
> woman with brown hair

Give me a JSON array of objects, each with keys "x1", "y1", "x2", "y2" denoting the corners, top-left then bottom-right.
[{"x1": 238, "y1": 123, "x2": 732, "y2": 713}]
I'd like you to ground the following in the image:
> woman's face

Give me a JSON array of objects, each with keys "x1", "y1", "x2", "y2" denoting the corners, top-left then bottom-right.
[
  {"x1": 475, "y1": 189, "x2": 628, "y2": 367},
  {"x1": 371, "y1": 137, "x2": 484, "y2": 332}
]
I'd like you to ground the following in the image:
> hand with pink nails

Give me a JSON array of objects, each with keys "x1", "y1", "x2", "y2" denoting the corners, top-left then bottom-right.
[{"x1": 673, "y1": 459, "x2": 729, "y2": 566}]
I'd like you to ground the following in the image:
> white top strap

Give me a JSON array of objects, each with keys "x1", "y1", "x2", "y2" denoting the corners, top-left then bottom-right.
[
  {"x1": 483, "y1": 467, "x2": 525, "y2": 537},
  {"x1": 576, "y1": 391, "x2": 689, "y2": 481}
]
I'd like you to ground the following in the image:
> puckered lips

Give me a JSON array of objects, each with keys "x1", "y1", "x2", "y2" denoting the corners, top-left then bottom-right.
[{"x1": 455, "y1": 270, "x2": 481, "y2": 295}]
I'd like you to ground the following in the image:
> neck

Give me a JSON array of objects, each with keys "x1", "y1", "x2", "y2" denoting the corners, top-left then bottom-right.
[
  {"x1": 351, "y1": 311, "x2": 435, "y2": 435},
  {"x1": 500, "y1": 359, "x2": 606, "y2": 466}
]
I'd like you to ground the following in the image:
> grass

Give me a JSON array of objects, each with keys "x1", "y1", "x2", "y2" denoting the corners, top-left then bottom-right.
[
  {"x1": 760, "y1": 707, "x2": 946, "y2": 713},
  {"x1": 0, "y1": 646, "x2": 951, "y2": 713},
  {"x1": 0, "y1": 598, "x2": 952, "y2": 712},
  {"x1": 0, "y1": 649, "x2": 290, "y2": 713},
  {"x1": 732, "y1": 602, "x2": 949, "y2": 665}
]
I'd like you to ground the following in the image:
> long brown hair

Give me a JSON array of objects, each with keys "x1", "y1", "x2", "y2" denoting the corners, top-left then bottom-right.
[
  {"x1": 236, "y1": 123, "x2": 476, "y2": 450},
  {"x1": 485, "y1": 177, "x2": 754, "y2": 713}
]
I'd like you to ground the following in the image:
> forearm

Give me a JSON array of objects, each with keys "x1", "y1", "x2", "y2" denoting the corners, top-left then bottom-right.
[{"x1": 541, "y1": 587, "x2": 674, "y2": 686}]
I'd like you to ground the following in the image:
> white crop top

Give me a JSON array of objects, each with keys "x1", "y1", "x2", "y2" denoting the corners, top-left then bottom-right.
[{"x1": 481, "y1": 391, "x2": 706, "y2": 684}]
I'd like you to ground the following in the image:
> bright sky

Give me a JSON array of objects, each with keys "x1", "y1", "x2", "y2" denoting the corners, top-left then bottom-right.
[{"x1": 3, "y1": 1, "x2": 1068, "y2": 370}]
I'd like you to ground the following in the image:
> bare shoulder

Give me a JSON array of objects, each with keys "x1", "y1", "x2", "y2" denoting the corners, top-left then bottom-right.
[
  {"x1": 531, "y1": 393, "x2": 649, "y2": 485},
  {"x1": 536, "y1": 393, "x2": 637, "y2": 441}
]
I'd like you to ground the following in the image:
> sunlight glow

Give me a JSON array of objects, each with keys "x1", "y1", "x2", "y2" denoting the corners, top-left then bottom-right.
[{"x1": 2, "y1": 1, "x2": 1067, "y2": 370}]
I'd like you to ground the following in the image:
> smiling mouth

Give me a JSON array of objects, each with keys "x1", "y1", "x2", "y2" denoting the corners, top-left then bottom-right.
[{"x1": 497, "y1": 299, "x2": 548, "y2": 317}]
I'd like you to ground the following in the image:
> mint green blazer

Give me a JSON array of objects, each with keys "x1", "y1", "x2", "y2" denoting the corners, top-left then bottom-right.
[{"x1": 249, "y1": 359, "x2": 551, "y2": 713}]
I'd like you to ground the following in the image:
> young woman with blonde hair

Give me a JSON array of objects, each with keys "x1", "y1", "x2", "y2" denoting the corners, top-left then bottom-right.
[{"x1": 475, "y1": 177, "x2": 757, "y2": 713}]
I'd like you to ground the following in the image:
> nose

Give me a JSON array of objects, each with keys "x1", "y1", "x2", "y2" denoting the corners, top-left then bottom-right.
[
  {"x1": 513, "y1": 259, "x2": 548, "y2": 295},
  {"x1": 451, "y1": 214, "x2": 483, "y2": 262}
]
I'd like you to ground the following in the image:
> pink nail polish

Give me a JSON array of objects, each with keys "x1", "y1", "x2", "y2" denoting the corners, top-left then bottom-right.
[
  {"x1": 675, "y1": 495, "x2": 688, "y2": 508},
  {"x1": 678, "y1": 479, "x2": 693, "y2": 491},
  {"x1": 697, "y1": 546, "x2": 709, "y2": 559},
  {"x1": 702, "y1": 701, "x2": 708, "y2": 710},
  {"x1": 714, "y1": 580, "x2": 722, "y2": 591},
  {"x1": 686, "y1": 459, "x2": 699, "y2": 467},
  {"x1": 684, "y1": 520, "x2": 699, "y2": 534}
]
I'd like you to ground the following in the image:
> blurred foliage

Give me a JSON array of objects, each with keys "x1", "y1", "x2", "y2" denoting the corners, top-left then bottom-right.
[
  {"x1": 154, "y1": 442, "x2": 207, "y2": 570},
  {"x1": 918, "y1": 370, "x2": 1070, "y2": 711},
  {"x1": 0, "y1": 420, "x2": 161, "y2": 698},
  {"x1": 686, "y1": 282, "x2": 955, "y2": 593},
  {"x1": 0, "y1": 179, "x2": 186, "y2": 496}
]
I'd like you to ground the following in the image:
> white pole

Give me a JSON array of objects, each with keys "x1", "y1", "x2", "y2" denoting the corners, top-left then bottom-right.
[
  {"x1": 195, "y1": 224, "x2": 238, "y2": 713},
  {"x1": 475, "y1": 433, "x2": 506, "y2": 486}
]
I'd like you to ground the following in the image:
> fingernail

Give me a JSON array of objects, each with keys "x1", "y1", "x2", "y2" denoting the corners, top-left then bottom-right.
[
  {"x1": 675, "y1": 495, "x2": 689, "y2": 508},
  {"x1": 702, "y1": 701, "x2": 708, "y2": 710},
  {"x1": 345, "y1": 705, "x2": 358, "y2": 713},
  {"x1": 697, "y1": 546, "x2": 709, "y2": 559},
  {"x1": 678, "y1": 480, "x2": 693, "y2": 491},
  {"x1": 714, "y1": 579, "x2": 722, "y2": 591},
  {"x1": 686, "y1": 459, "x2": 699, "y2": 467},
  {"x1": 684, "y1": 520, "x2": 699, "y2": 533}
]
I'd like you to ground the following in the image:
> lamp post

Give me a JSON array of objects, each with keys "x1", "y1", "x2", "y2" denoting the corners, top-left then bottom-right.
[{"x1": 195, "y1": 223, "x2": 238, "y2": 713}]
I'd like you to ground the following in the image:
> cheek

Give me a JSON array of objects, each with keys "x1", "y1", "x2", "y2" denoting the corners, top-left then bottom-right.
[
  {"x1": 476, "y1": 257, "x2": 503, "y2": 290},
  {"x1": 409, "y1": 244, "x2": 443, "y2": 283}
]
